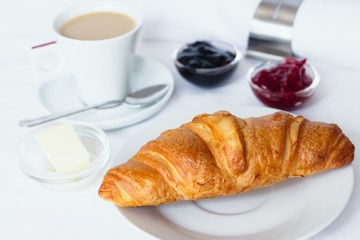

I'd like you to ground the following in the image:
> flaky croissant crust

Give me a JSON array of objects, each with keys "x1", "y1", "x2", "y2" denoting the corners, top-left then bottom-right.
[{"x1": 99, "y1": 111, "x2": 354, "y2": 207}]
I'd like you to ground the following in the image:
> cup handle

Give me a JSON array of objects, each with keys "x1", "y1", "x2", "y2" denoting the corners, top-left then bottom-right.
[{"x1": 30, "y1": 41, "x2": 72, "y2": 84}]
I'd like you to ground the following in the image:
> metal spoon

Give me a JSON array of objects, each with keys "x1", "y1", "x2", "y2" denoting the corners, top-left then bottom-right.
[{"x1": 19, "y1": 84, "x2": 169, "y2": 128}]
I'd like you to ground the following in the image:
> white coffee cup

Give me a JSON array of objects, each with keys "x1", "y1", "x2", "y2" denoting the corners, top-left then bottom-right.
[{"x1": 44, "y1": 0, "x2": 143, "y2": 105}]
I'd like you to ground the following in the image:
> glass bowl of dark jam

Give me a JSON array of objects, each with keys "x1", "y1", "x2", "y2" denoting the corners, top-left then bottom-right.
[
  {"x1": 248, "y1": 58, "x2": 320, "y2": 109},
  {"x1": 173, "y1": 41, "x2": 242, "y2": 87}
]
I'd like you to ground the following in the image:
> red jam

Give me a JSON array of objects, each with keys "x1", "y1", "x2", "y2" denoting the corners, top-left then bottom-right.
[{"x1": 251, "y1": 58, "x2": 314, "y2": 109}]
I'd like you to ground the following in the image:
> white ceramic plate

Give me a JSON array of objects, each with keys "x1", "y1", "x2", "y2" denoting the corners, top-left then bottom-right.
[
  {"x1": 38, "y1": 55, "x2": 174, "y2": 130},
  {"x1": 115, "y1": 105, "x2": 354, "y2": 240}
]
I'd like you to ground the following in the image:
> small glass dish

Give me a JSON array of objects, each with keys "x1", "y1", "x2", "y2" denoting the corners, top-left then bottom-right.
[
  {"x1": 247, "y1": 60, "x2": 320, "y2": 109},
  {"x1": 173, "y1": 40, "x2": 242, "y2": 87},
  {"x1": 18, "y1": 120, "x2": 110, "y2": 191}
]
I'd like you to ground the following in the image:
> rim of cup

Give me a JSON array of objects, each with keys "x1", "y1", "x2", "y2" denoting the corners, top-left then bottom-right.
[{"x1": 53, "y1": 0, "x2": 144, "y2": 42}]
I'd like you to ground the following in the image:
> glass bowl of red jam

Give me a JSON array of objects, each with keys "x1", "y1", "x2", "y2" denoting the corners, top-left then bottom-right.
[
  {"x1": 173, "y1": 41, "x2": 242, "y2": 87},
  {"x1": 248, "y1": 58, "x2": 320, "y2": 109}
]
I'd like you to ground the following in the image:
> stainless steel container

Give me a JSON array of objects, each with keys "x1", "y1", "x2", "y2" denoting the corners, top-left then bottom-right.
[{"x1": 247, "y1": 0, "x2": 303, "y2": 60}]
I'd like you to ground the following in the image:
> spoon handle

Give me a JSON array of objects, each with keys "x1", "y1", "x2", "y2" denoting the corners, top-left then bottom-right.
[
  {"x1": 18, "y1": 84, "x2": 169, "y2": 128},
  {"x1": 18, "y1": 103, "x2": 104, "y2": 128}
]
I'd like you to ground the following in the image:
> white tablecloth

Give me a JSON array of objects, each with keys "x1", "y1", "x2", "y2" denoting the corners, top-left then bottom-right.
[{"x1": 1, "y1": 1, "x2": 359, "y2": 239}]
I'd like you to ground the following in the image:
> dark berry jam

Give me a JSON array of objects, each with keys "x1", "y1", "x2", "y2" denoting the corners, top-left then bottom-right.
[
  {"x1": 251, "y1": 58, "x2": 315, "y2": 109},
  {"x1": 175, "y1": 41, "x2": 238, "y2": 87},
  {"x1": 177, "y1": 41, "x2": 235, "y2": 69}
]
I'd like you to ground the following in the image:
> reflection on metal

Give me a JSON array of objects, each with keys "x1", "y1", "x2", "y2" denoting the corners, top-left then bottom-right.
[{"x1": 247, "y1": 0, "x2": 303, "y2": 60}]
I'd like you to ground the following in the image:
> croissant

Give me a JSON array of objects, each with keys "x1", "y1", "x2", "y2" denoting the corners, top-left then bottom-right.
[{"x1": 98, "y1": 111, "x2": 354, "y2": 207}]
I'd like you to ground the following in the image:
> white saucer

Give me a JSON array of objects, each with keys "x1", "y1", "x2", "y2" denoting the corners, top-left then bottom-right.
[{"x1": 38, "y1": 55, "x2": 174, "y2": 130}]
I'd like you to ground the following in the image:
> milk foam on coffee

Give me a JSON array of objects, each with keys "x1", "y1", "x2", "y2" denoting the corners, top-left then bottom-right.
[{"x1": 60, "y1": 12, "x2": 136, "y2": 40}]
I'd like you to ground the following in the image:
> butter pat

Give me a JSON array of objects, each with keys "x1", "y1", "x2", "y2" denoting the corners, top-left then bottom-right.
[{"x1": 35, "y1": 124, "x2": 90, "y2": 173}]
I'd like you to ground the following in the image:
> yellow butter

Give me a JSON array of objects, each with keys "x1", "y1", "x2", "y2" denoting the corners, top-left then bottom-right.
[{"x1": 35, "y1": 124, "x2": 90, "y2": 173}]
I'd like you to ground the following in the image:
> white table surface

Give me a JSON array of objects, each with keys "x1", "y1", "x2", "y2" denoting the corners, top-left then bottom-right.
[{"x1": 1, "y1": 1, "x2": 359, "y2": 240}]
